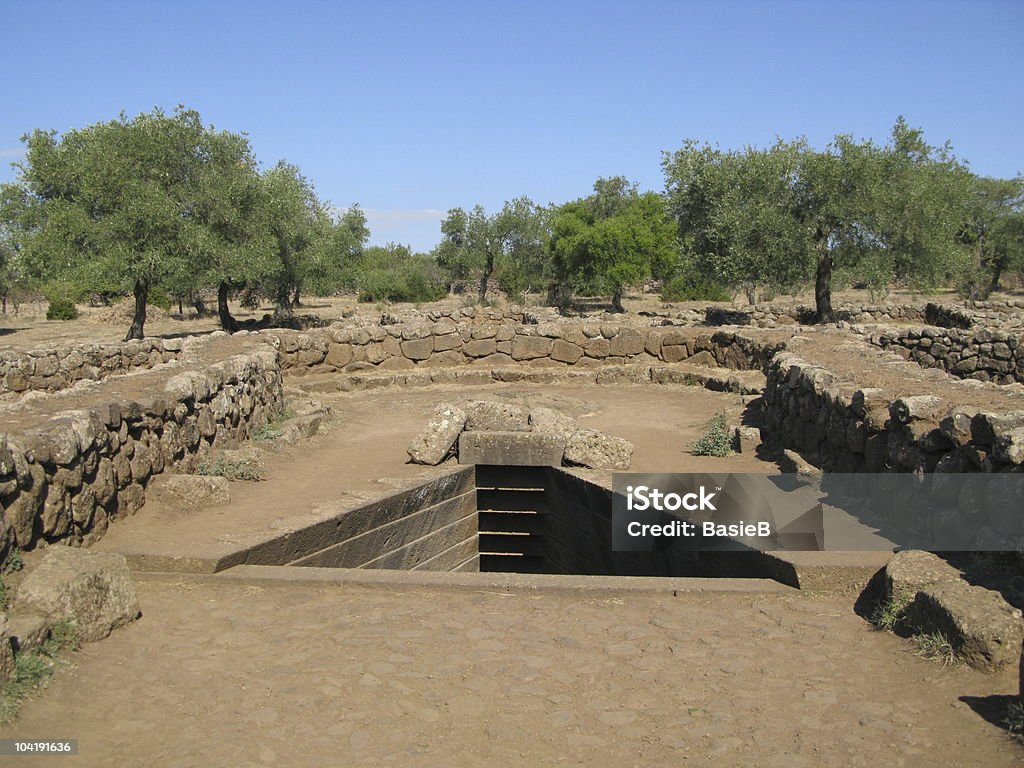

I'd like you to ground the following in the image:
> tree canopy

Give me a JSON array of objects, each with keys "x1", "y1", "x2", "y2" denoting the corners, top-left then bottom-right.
[
  {"x1": 1, "y1": 106, "x2": 363, "y2": 337},
  {"x1": 548, "y1": 177, "x2": 676, "y2": 312},
  {"x1": 662, "y1": 118, "x2": 978, "y2": 320}
]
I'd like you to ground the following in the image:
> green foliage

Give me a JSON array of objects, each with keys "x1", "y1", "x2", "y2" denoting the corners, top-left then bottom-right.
[
  {"x1": 549, "y1": 177, "x2": 676, "y2": 311},
  {"x1": 691, "y1": 414, "x2": 734, "y2": 457},
  {"x1": 3, "y1": 549, "x2": 24, "y2": 575},
  {"x1": 196, "y1": 453, "x2": 264, "y2": 481},
  {"x1": 660, "y1": 274, "x2": 731, "y2": 302},
  {"x1": 252, "y1": 410, "x2": 294, "y2": 441},
  {"x1": 870, "y1": 595, "x2": 910, "y2": 631},
  {"x1": 0, "y1": 620, "x2": 77, "y2": 724},
  {"x1": 354, "y1": 244, "x2": 447, "y2": 303},
  {"x1": 45, "y1": 297, "x2": 78, "y2": 320},
  {"x1": 3, "y1": 107, "x2": 357, "y2": 336},
  {"x1": 1005, "y1": 701, "x2": 1024, "y2": 743},
  {"x1": 913, "y1": 631, "x2": 958, "y2": 666},
  {"x1": 146, "y1": 285, "x2": 173, "y2": 311},
  {"x1": 662, "y1": 118, "x2": 978, "y2": 320},
  {"x1": 435, "y1": 197, "x2": 550, "y2": 302}
]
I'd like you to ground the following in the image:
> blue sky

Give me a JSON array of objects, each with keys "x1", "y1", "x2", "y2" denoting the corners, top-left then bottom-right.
[{"x1": 3, "y1": 0, "x2": 1022, "y2": 252}]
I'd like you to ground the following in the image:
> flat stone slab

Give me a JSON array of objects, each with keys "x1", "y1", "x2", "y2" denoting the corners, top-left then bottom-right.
[
  {"x1": 458, "y1": 431, "x2": 566, "y2": 466},
  {"x1": 905, "y1": 580, "x2": 1024, "y2": 670}
]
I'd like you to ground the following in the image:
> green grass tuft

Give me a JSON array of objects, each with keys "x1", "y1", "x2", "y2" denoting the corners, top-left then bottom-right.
[{"x1": 913, "y1": 631, "x2": 959, "y2": 666}]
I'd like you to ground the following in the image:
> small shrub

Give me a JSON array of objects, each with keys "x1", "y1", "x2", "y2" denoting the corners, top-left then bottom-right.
[
  {"x1": 661, "y1": 275, "x2": 731, "y2": 303},
  {"x1": 691, "y1": 414, "x2": 734, "y2": 457},
  {"x1": 3, "y1": 549, "x2": 23, "y2": 575},
  {"x1": 45, "y1": 297, "x2": 79, "y2": 321},
  {"x1": 147, "y1": 286, "x2": 174, "y2": 311},
  {"x1": 196, "y1": 454, "x2": 264, "y2": 481}
]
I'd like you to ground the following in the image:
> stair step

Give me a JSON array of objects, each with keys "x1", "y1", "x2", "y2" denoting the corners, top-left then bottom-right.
[
  {"x1": 479, "y1": 511, "x2": 545, "y2": 534},
  {"x1": 477, "y1": 488, "x2": 547, "y2": 513},
  {"x1": 479, "y1": 554, "x2": 552, "y2": 574},
  {"x1": 475, "y1": 465, "x2": 548, "y2": 491},
  {"x1": 479, "y1": 533, "x2": 545, "y2": 557}
]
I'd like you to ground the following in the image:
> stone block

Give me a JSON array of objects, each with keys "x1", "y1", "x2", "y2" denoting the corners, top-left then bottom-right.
[
  {"x1": 564, "y1": 429, "x2": 633, "y2": 470},
  {"x1": 400, "y1": 337, "x2": 434, "y2": 361},
  {"x1": 904, "y1": 581, "x2": 1024, "y2": 670},
  {"x1": 458, "y1": 431, "x2": 566, "y2": 466},
  {"x1": 407, "y1": 404, "x2": 466, "y2": 465},
  {"x1": 16, "y1": 547, "x2": 140, "y2": 643},
  {"x1": 550, "y1": 339, "x2": 584, "y2": 364},
  {"x1": 511, "y1": 336, "x2": 553, "y2": 361},
  {"x1": 465, "y1": 401, "x2": 531, "y2": 432}
]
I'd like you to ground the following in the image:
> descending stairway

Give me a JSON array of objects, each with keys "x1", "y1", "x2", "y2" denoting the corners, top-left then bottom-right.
[{"x1": 475, "y1": 465, "x2": 555, "y2": 574}]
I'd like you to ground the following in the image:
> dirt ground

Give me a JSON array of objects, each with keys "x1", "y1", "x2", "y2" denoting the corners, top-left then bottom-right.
[
  {"x1": 3, "y1": 576, "x2": 1021, "y2": 767},
  {"x1": 3, "y1": 290, "x2": 1024, "y2": 765},
  {"x1": 91, "y1": 382, "x2": 764, "y2": 568}
]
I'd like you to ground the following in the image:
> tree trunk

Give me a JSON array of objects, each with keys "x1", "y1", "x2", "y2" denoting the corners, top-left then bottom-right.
[
  {"x1": 292, "y1": 287, "x2": 301, "y2": 308},
  {"x1": 177, "y1": 297, "x2": 183, "y2": 316},
  {"x1": 813, "y1": 248, "x2": 836, "y2": 324},
  {"x1": 193, "y1": 293, "x2": 207, "y2": 316},
  {"x1": 478, "y1": 252, "x2": 495, "y2": 304},
  {"x1": 124, "y1": 278, "x2": 148, "y2": 341},
  {"x1": 611, "y1": 287, "x2": 625, "y2": 313},
  {"x1": 218, "y1": 282, "x2": 238, "y2": 333},
  {"x1": 988, "y1": 256, "x2": 1006, "y2": 296}
]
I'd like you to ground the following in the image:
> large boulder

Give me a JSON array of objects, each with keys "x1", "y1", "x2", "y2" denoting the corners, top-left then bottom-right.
[
  {"x1": 16, "y1": 547, "x2": 141, "y2": 643},
  {"x1": 148, "y1": 474, "x2": 231, "y2": 511},
  {"x1": 564, "y1": 429, "x2": 633, "y2": 470},
  {"x1": 407, "y1": 404, "x2": 467, "y2": 465},
  {"x1": 904, "y1": 580, "x2": 1024, "y2": 670}
]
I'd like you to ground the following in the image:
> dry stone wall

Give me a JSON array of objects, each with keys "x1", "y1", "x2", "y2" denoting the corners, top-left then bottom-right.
[
  {"x1": 0, "y1": 348, "x2": 282, "y2": 562},
  {"x1": 869, "y1": 326, "x2": 1024, "y2": 385},
  {"x1": 269, "y1": 322, "x2": 784, "y2": 375},
  {"x1": 763, "y1": 351, "x2": 1024, "y2": 475},
  {"x1": 0, "y1": 338, "x2": 185, "y2": 396}
]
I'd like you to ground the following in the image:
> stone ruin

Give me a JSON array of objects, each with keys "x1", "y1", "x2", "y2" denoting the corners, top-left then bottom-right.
[{"x1": 406, "y1": 400, "x2": 634, "y2": 470}]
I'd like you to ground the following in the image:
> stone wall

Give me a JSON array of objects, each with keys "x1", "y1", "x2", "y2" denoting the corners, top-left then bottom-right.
[
  {"x1": 762, "y1": 351, "x2": 1024, "y2": 475},
  {"x1": 0, "y1": 348, "x2": 282, "y2": 561},
  {"x1": 229, "y1": 468, "x2": 478, "y2": 572},
  {"x1": 1, "y1": 338, "x2": 185, "y2": 396},
  {"x1": 870, "y1": 326, "x2": 1024, "y2": 385},
  {"x1": 269, "y1": 323, "x2": 783, "y2": 375}
]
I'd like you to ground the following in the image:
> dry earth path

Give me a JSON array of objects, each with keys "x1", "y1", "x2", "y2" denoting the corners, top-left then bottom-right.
[{"x1": 3, "y1": 576, "x2": 1021, "y2": 767}]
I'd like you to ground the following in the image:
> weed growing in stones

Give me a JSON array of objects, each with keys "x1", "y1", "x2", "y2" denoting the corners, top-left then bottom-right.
[
  {"x1": 0, "y1": 620, "x2": 78, "y2": 724},
  {"x1": 913, "y1": 631, "x2": 959, "y2": 666},
  {"x1": 870, "y1": 596, "x2": 911, "y2": 631},
  {"x1": 252, "y1": 410, "x2": 294, "y2": 441},
  {"x1": 691, "y1": 413, "x2": 734, "y2": 457}
]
